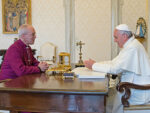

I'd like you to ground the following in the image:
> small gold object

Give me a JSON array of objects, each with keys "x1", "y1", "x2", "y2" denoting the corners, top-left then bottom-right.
[
  {"x1": 59, "y1": 52, "x2": 71, "y2": 69},
  {"x1": 46, "y1": 52, "x2": 71, "y2": 74},
  {"x1": 62, "y1": 72, "x2": 74, "y2": 80}
]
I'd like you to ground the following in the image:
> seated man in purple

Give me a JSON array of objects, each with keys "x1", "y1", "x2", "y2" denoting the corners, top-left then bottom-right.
[
  {"x1": 0, "y1": 24, "x2": 49, "y2": 113},
  {"x1": 0, "y1": 24, "x2": 49, "y2": 80}
]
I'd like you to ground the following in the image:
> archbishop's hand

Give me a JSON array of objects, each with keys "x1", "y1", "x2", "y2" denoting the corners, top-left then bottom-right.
[{"x1": 38, "y1": 62, "x2": 49, "y2": 72}]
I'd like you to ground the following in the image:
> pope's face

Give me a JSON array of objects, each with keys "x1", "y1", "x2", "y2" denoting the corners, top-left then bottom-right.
[
  {"x1": 23, "y1": 27, "x2": 36, "y2": 45},
  {"x1": 113, "y1": 29, "x2": 126, "y2": 48}
]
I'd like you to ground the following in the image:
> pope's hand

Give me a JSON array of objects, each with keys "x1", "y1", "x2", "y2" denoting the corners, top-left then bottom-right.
[{"x1": 84, "y1": 59, "x2": 96, "y2": 69}]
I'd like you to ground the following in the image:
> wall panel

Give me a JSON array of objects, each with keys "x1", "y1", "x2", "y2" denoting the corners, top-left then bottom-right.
[{"x1": 75, "y1": 0, "x2": 112, "y2": 62}]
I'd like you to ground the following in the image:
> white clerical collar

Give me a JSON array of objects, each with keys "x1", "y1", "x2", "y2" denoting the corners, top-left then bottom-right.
[{"x1": 123, "y1": 36, "x2": 134, "y2": 48}]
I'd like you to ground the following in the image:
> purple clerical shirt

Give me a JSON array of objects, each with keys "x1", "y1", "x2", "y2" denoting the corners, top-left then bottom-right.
[{"x1": 0, "y1": 39, "x2": 40, "y2": 80}]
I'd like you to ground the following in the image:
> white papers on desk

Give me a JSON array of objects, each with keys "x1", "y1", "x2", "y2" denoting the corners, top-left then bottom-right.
[{"x1": 72, "y1": 67, "x2": 106, "y2": 78}]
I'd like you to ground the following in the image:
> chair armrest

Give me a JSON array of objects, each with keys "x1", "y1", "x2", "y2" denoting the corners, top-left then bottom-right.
[{"x1": 116, "y1": 82, "x2": 150, "y2": 107}]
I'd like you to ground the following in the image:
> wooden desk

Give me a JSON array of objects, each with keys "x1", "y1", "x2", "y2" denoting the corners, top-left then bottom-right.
[{"x1": 0, "y1": 73, "x2": 108, "y2": 113}]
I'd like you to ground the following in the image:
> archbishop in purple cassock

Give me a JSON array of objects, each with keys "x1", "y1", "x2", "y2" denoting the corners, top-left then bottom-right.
[
  {"x1": 0, "y1": 39, "x2": 40, "y2": 80},
  {"x1": 0, "y1": 24, "x2": 49, "y2": 113}
]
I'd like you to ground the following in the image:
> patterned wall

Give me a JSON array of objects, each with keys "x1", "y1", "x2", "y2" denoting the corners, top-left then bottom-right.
[
  {"x1": 0, "y1": 0, "x2": 148, "y2": 63},
  {"x1": 75, "y1": 0, "x2": 111, "y2": 62},
  {"x1": 122, "y1": 0, "x2": 147, "y2": 47},
  {"x1": 31, "y1": 0, "x2": 65, "y2": 56},
  {"x1": 122, "y1": 0, "x2": 147, "y2": 32},
  {"x1": 0, "y1": 0, "x2": 65, "y2": 56}
]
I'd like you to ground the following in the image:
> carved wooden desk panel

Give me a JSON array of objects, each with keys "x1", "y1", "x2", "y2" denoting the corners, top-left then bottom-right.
[{"x1": 0, "y1": 73, "x2": 108, "y2": 113}]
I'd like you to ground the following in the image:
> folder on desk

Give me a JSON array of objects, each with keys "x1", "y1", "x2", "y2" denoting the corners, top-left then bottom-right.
[{"x1": 72, "y1": 67, "x2": 106, "y2": 78}]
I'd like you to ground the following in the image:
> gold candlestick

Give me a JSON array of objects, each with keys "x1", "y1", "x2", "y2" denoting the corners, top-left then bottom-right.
[{"x1": 76, "y1": 41, "x2": 85, "y2": 67}]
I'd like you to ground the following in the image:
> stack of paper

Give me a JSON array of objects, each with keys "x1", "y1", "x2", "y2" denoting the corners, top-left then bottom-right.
[{"x1": 72, "y1": 67, "x2": 106, "y2": 78}]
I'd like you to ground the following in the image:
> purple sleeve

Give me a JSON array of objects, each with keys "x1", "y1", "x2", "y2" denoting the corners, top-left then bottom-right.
[
  {"x1": 32, "y1": 56, "x2": 39, "y2": 66},
  {"x1": 7, "y1": 47, "x2": 40, "y2": 77}
]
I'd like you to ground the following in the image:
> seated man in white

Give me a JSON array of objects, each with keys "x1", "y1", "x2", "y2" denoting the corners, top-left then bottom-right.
[{"x1": 84, "y1": 24, "x2": 150, "y2": 113}]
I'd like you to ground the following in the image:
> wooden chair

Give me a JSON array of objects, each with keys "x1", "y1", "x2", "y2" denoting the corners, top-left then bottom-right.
[{"x1": 117, "y1": 82, "x2": 150, "y2": 113}]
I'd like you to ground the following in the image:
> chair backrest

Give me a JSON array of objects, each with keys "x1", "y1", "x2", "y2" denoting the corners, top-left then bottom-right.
[{"x1": 39, "y1": 42, "x2": 57, "y2": 64}]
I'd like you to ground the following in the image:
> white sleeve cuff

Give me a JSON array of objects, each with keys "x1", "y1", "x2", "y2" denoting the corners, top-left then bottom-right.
[{"x1": 92, "y1": 63, "x2": 111, "y2": 73}]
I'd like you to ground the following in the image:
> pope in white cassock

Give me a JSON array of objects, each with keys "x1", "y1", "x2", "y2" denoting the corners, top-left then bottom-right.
[{"x1": 84, "y1": 24, "x2": 150, "y2": 113}]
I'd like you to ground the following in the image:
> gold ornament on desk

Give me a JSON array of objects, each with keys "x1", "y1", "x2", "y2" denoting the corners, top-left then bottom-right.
[
  {"x1": 59, "y1": 52, "x2": 71, "y2": 69},
  {"x1": 75, "y1": 41, "x2": 85, "y2": 67},
  {"x1": 46, "y1": 52, "x2": 71, "y2": 74}
]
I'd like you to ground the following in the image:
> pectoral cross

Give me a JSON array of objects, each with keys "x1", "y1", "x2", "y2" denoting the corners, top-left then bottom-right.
[{"x1": 76, "y1": 41, "x2": 85, "y2": 65}]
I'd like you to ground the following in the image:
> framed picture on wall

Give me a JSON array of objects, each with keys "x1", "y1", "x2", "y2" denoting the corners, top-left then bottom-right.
[{"x1": 2, "y1": 0, "x2": 32, "y2": 34}]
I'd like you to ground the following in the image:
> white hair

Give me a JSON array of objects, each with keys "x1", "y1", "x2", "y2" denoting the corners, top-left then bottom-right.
[
  {"x1": 119, "y1": 30, "x2": 133, "y2": 38},
  {"x1": 18, "y1": 24, "x2": 32, "y2": 38}
]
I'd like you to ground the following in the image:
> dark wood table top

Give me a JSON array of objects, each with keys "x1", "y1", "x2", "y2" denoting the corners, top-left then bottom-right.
[{"x1": 0, "y1": 73, "x2": 108, "y2": 95}]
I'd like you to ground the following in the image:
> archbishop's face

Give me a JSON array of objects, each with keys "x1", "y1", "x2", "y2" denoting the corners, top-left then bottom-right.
[{"x1": 24, "y1": 27, "x2": 36, "y2": 45}]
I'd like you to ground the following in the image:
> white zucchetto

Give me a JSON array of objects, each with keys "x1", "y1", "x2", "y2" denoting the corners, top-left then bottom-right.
[{"x1": 116, "y1": 24, "x2": 131, "y2": 32}]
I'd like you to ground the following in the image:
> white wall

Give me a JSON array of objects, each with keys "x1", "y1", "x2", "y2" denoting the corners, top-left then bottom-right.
[
  {"x1": 0, "y1": 0, "x2": 148, "y2": 63},
  {"x1": 0, "y1": 0, "x2": 112, "y2": 64},
  {"x1": 0, "y1": 0, "x2": 65, "y2": 57},
  {"x1": 75, "y1": 0, "x2": 112, "y2": 62},
  {"x1": 31, "y1": 0, "x2": 66, "y2": 56},
  {"x1": 121, "y1": 0, "x2": 148, "y2": 48},
  {"x1": 122, "y1": 0, "x2": 147, "y2": 32}
]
